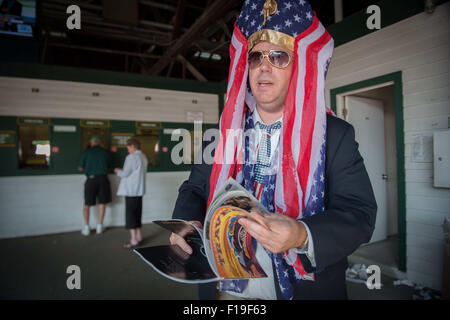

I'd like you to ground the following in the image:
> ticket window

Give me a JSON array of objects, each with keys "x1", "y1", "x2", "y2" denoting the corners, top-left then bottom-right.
[
  {"x1": 18, "y1": 123, "x2": 51, "y2": 169},
  {"x1": 81, "y1": 127, "x2": 109, "y2": 150},
  {"x1": 136, "y1": 129, "x2": 160, "y2": 168}
]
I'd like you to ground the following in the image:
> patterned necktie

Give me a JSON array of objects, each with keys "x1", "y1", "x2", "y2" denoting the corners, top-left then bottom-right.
[{"x1": 254, "y1": 121, "x2": 282, "y2": 184}]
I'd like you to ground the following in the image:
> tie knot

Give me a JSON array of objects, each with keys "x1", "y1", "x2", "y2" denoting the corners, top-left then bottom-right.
[{"x1": 257, "y1": 121, "x2": 282, "y2": 134}]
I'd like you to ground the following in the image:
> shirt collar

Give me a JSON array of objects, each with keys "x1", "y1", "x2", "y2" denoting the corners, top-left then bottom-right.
[{"x1": 253, "y1": 107, "x2": 283, "y2": 127}]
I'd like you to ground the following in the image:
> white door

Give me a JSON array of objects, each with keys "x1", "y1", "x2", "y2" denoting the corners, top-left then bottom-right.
[{"x1": 344, "y1": 96, "x2": 388, "y2": 243}]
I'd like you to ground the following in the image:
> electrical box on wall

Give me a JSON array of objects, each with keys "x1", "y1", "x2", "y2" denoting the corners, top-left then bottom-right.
[{"x1": 433, "y1": 130, "x2": 450, "y2": 188}]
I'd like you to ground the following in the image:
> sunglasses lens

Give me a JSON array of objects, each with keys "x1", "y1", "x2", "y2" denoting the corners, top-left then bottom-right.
[
  {"x1": 248, "y1": 51, "x2": 263, "y2": 68},
  {"x1": 269, "y1": 51, "x2": 290, "y2": 68}
]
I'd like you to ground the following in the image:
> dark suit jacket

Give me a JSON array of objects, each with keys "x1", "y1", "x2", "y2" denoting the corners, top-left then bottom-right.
[{"x1": 172, "y1": 114, "x2": 377, "y2": 300}]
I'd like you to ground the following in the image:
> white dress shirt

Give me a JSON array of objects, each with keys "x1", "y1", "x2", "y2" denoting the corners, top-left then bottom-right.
[{"x1": 116, "y1": 150, "x2": 148, "y2": 197}]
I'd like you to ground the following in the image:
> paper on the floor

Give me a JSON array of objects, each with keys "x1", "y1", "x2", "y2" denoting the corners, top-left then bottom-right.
[
  {"x1": 393, "y1": 279, "x2": 441, "y2": 300},
  {"x1": 345, "y1": 264, "x2": 383, "y2": 287}
]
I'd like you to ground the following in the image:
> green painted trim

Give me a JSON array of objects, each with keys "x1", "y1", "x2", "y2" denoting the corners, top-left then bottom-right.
[
  {"x1": 330, "y1": 71, "x2": 407, "y2": 272},
  {"x1": 0, "y1": 62, "x2": 223, "y2": 94},
  {"x1": 0, "y1": 115, "x2": 217, "y2": 176},
  {"x1": 327, "y1": 0, "x2": 449, "y2": 47}
]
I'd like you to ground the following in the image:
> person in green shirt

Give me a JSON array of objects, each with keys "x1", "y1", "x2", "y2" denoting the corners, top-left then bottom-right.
[{"x1": 78, "y1": 135, "x2": 112, "y2": 236}]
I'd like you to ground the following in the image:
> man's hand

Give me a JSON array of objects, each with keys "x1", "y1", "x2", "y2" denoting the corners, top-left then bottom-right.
[
  {"x1": 114, "y1": 168, "x2": 120, "y2": 174},
  {"x1": 169, "y1": 220, "x2": 202, "y2": 255},
  {"x1": 238, "y1": 212, "x2": 307, "y2": 254}
]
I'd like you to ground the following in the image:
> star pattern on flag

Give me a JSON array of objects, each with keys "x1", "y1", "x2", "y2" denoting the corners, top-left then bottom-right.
[
  {"x1": 304, "y1": 128, "x2": 327, "y2": 218},
  {"x1": 237, "y1": 0, "x2": 314, "y2": 39},
  {"x1": 220, "y1": 0, "x2": 332, "y2": 301},
  {"x1": 243, "y1": 107, "x2": 325, "y2": 300}
]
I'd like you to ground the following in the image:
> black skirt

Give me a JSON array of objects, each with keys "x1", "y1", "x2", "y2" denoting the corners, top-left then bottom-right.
[{"x1": 125, "y1": 196, "x2": 142, "y2": 229}]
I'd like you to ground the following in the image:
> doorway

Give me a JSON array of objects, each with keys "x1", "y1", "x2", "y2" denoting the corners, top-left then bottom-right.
[{"x1": 330, "y1": 71, "x2": 406, "y2": 274}]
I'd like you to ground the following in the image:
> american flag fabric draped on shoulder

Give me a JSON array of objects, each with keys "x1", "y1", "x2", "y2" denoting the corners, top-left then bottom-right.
[{"x1": 208, "y1": 0, "x2": 334, "y2": 299}]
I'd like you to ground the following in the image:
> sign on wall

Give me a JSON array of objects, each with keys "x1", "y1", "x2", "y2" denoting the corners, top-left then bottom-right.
[
  {"x1": 111, "y1": 133, "x2": 134, "y2": 148},
  {"x1": 17, "y1": 117, "x2": 50, "y2": 126},
  {"x1": 80, "y1": 119, "x2": 110, "y2": 128},
  {"x1": 135, "y1": 121, "x2": 161, "y2": 129},
  {"x1": 0, "y1": 130, "x2": 15, "y2": 147},
  {"x1": 53, "y1": 125, "x2": 77, "y2": 133}
]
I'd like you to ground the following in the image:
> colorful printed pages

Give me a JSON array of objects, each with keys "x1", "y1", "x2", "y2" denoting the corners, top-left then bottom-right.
[{"x1": 133, "y1": 178, "x2": 269, "y2": 283}]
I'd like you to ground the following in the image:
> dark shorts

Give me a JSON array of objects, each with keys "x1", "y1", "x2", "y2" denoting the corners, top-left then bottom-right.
[
  {"x1": 125, "y1": 196, "x2": 143, "y2": 229},
  {"x1": 84, "y1": 175, "x2": 112, "y2": 206}
]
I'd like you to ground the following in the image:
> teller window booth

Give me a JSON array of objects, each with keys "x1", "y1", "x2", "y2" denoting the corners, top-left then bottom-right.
[
  {"x1": 80, "y1": 119, "x2": 110, "y2": 150},
  {"x1": 17, "y1": 117, "x2": 51, "y2": 169},
  {"x1": 135, "y1": 122, "x2": 161, "y2": 168}
]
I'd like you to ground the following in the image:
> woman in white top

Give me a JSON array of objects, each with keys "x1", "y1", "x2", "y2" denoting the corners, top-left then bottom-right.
[{"x1": 114, "y1": 138, "x2": 148, "y2": 249}]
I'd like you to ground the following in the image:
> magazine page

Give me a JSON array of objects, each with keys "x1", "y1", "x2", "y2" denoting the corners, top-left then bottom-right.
[
  {"x1": 133, "y1": 220, "x2": 218, "y2": 283},
  {"x1": 206, "y1": 178, "x2": 269, "y2": 221},
  {"x1": 208, "y1": 206, "x2": 268, "y2": 279},
  {"x1": 203, "y1": 178, "x2": 269, "y2": 280}
]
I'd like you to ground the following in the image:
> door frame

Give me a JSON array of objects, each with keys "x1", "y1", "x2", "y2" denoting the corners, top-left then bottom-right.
[{"x1": 330, "y1": 71, "x2": 406, "y2": 272}]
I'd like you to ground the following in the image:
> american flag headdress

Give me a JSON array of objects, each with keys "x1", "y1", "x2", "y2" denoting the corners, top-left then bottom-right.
[{"x1": 208, "y1": 0, "x2": 334, "y2": 297}]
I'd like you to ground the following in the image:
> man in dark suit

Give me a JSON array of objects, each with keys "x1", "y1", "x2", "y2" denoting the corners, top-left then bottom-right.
[{"x1": 170, "y1": 0, "x2": 377, "y2": 300}]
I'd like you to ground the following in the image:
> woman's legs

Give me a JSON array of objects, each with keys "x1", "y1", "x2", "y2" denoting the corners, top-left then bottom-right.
[
  {"x1": 129, "y1": 228, "x2": 138, "y2": 245},
  {"x1": 124, "y1": 196, "x2": 142, "y2": 248},
  {"x1": 136, "y1": 228, "x2": 142, "y2": 243}
]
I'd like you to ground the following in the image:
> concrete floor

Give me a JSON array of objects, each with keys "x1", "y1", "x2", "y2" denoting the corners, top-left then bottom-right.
[{"x1": 0, "y1": 223, "x2": 416, "y2": 300}]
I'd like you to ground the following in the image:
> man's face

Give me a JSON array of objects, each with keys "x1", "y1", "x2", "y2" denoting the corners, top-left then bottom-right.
[{"x1": 248, "y1": 41, "x2": 294, "y2": 115}]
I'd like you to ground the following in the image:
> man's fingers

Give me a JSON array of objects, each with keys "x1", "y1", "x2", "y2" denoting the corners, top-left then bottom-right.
[
  {"x1": 239, "y1": 217, "x2": 271, "y2": 239},
  {"x1": 169, "y1": 232, "x2": 193, "y2": 254},
  {"x1": 188, "y1": 220, "x2": 203, "y2": 230},
  {"x1": 177, "y1": 239, "x2": 193, "y2": 255}
]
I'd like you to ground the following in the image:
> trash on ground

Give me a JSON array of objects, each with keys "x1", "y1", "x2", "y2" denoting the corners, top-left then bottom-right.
[{"x1": 345, "y1": 264, "x2": 383, "y2": 287}]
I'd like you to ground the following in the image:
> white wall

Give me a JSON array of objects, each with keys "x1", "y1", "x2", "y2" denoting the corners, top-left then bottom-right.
[
  {"x1": 0, "y1": 77, "x2": 219, "y2": 123},
  {"x1": 0, "y1": 171, "x2": 190, "y2": 239},
  {"x1": 325, "y1": 3, "x2": 450, "y2": 290},
  {"x1": 0, "y1": 77, "x2": 219, "y2": 239}
]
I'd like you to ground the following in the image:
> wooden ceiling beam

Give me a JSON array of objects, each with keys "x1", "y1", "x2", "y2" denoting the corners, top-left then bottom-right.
[
  {"x1": 171, "y1": 0, "x2": 186, "y2": 40},
  {"x1": 140, "y1": 0, "x2": 177, "y2": 12},
  {"x1": 177, "y1": 54, "x2": 207, "y2": 82},
  {"x1": 147, "y1": 0, "x2": 237, "y2": 76}
]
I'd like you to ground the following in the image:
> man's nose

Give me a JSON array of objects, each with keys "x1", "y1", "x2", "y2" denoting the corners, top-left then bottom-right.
[{"x1": 259, "y1": 56, "x2": 272, "y2": 72}]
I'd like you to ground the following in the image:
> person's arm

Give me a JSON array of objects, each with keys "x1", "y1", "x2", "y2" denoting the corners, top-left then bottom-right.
[
  {"x1": 170, "y1": 133, "x2": 216, "y2": 253},
  {"x1": 299, "y1": 123, "x2": 377, "y2": 273},
  {"x1": 172, "y1": 154, "x2": 211, "y2": 223},
  {"x1": 238, "y1": 121, "x2": 376, "y2": 273},
  {"x1": 294, "y1": 222, "x2": 316, "y2": 267},
  {"x1": 172, "y1": 130, "x2": 217, "y2": 223},
  {"x1": 116, "y1": 155, "x2": 135, "y2": 178},
  {"x1": 78, "y1": 152, "x2": 86, "y2": 172}
]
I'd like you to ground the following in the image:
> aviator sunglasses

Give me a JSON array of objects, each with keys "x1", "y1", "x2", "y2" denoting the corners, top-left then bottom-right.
[{"x1": 248, "y1": 50, "x2": 292, "y2": 69}]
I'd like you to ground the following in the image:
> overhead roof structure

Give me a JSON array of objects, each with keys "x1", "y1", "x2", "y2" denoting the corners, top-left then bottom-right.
[{"x1": 38, "y1": 0, "x2": 378, "y2": 82}]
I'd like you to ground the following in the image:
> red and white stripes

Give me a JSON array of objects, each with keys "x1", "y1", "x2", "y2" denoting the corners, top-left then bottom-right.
[{"x1": 209, "y1": 15, "x2": 334, "y2": 222}]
